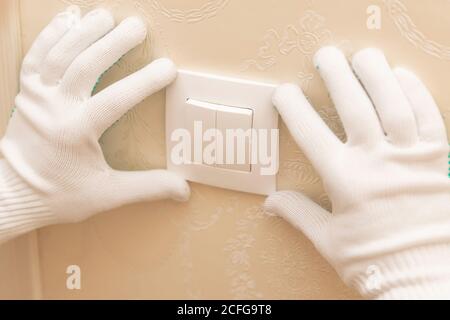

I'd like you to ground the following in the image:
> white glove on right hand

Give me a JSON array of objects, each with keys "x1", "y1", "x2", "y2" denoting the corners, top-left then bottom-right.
[
  {"x1": 0, "y1": 7, "x2": 189, "y2": 243},
  {"x1": 265, "y1": 47, "x2": 450, "y2": 299}
]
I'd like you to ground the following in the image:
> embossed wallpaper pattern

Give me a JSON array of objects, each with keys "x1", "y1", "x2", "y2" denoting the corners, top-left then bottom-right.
[{"x1": 13, "y1": 0, "x2": 450, "y2": 299}]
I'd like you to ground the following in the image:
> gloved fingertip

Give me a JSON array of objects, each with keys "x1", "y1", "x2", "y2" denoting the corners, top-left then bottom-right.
[
  {"x1": 121, "y1": 16, "x2": 148, "y2": 42},
  {"x1": 351, "y1": 47, "x2": 384, "y2": 69},
  {"x1": 272, "y1": 83, "x2": 300, "y2": 106},
  {"x1": 85, "y1": 8, "x2": 115, "y2": 26},
  {"x1": 148, "y1": 58, "x2": 178, "y2": 85},
  {"x1": 170, "y1": 178, "x2": 191, "y2": 202},
  {"x1": 313, "y1": 46, "x2": 344, "y2": 69},
  {"x1": 392, "y1": 67, "x2": 414, "y2": 78},
  {"x1": 157, "y1": 170, "x2": 190, "y2": 202},
  {"x1": 54, "y1": 5, "x2": 80, "y2": 28},
  {"x1": 263, "y1": 191, "x2": 288, "y2": 217},
  {"x1": 155, "y1": 57, "x2": 177, "y2": 73},
  {"x1": 65, "y1": 5, "x2": 81, "y2": 18}
]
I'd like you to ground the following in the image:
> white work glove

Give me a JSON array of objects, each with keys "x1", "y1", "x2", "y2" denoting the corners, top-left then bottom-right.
[
  {"x1": 265, "y1": 46, "x2": 450, "y2": 299},
  {"x1": 0, "y1": 7, "x2": 189, "y2": 243}
]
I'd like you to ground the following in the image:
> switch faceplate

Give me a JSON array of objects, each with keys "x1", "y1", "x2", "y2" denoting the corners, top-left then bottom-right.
[
  {"x1": 216, "y1": 104, "x2": 253, "y2": 172},
  {"x1": 166, "y1": 70, "x2": 279, "y2": 195},
  {"x1": 185, "y1": 98, "x2": 253, "y2": 172},
  {"x1": 185, "y1": 98, "x2": 216, "y2": 166}
]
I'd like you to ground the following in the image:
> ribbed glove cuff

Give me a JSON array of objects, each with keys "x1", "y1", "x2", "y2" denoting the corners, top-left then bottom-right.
[
  {"x1": 351, "y1": 243, "x2": 450, "y2": 299},
  {"x1": 0, "y1": 159, "x2": 55, "y2": 243}
]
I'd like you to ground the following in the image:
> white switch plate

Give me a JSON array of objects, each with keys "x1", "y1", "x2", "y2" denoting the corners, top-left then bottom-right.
[{"x1": 166, "y1": 69, "x2": 279, "y2": 195}]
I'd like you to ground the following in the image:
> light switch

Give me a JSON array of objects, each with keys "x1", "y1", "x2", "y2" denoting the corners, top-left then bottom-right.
[
  {"x1": 185, "y1": 99, "x2": 253, "y2": 171},
  {"x1": 215, "y1": 105, "x2": 253, "y2": 172},
  {"x1": 166, "y1": 69, "x2": 278, "y2": 195},
  {"x1": 185, "y1": 98, "x2": 216, "y2": 165}
]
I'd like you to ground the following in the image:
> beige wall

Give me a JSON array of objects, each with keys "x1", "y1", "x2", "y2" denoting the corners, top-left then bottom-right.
[
  {"x1": 0, "y1": 0, "x2": 41, "y2": 299},
  {"x1": 1, "y1": 0, "x2": 449, "y2": 299}
]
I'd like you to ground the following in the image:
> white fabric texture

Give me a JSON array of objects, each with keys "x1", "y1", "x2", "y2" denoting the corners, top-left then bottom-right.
[
  {"x1": 0, "y1": 7, "x2": 190, "y2": 243},
  {"x1": 264, "y1": 46, "x2": 450, "y2": 299}
]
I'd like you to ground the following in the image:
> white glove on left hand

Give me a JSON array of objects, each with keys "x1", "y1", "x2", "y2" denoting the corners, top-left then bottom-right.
[
  {"x1": 0, "y1": 7, "x2": 189, "y2": 243},
  {"x1": 265, "y1": 47, "x2": 450, "y2": 299}
]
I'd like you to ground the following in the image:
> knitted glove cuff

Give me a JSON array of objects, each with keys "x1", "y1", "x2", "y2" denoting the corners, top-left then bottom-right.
[
  {"x1": 0, "y1": 159, "x2": 55, "y2": 243},
  {"x1": 351, "y1": 243, "x2": 450, "y2": 299}
]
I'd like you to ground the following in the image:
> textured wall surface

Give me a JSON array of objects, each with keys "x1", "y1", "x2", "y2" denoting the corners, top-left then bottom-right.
[
  {"x1": 6, "y1": 0, "x2": 450, "y2": 299},
  {"x1": 0, "y1": 0, "x2": 42, "y2": 299}
]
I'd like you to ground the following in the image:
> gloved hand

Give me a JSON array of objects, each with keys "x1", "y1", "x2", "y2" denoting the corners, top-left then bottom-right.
[
  {"x1": 0, "y1": 7, "x2": 189, "y2": 243},
  {"x1": 264, "y1": 47, "x2": 450, "y2": 299}
]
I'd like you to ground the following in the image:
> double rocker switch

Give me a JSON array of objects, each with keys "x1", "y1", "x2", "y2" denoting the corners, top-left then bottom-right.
[{"x1": 185, "y1": 98, "x2": 253, "y2": 172}]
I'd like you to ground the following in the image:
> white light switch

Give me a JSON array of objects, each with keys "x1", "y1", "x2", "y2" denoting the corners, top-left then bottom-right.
[
  {"x1": 185, "y1": 98, "x2": 216, "y2": 165},
  {"x1": 166, "y1": 69, "x2": 279, "y2": 195},
  {"x1": 216, "y1": 105, "x2": 253, "y2": 172},
  {"x1": 185, "y1": 99, "x2": 253, "y2": 171}
]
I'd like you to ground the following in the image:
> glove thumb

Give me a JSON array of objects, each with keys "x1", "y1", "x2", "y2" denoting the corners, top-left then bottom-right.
[
  {"x1": 105, "y1": 169, "x2": 190, "y2": 207},
  {"x1": 264, "y1": 191, "x2": 330, "y2": 257}
]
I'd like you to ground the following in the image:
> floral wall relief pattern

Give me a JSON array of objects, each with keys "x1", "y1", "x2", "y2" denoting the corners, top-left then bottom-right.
[
  {"x1": 175, "y1": 189, "x2": 254, "y2": 298},
  {"x1": 260, "y1": 219, "x2": 329, "y2": 297},
  {"x1": 31, "y1": 0, "x2": 362, "y2": 299},
  {"x1": 244, "y1": 9, "x2": 347, "y2": 200},
  {"x1": 60, "y1": 0, "x2": 164, "y2": 172},
  {"x1": 383, "y1": 0, "x2": 450, "y2": 165},
  {"x1": 62, "y1": 0, "x2": 232, "y2": 173},
  {"x1": 149, "y1": 0, "x2": 229, "y2": 23},
  {"x1": 224, "y1": 205, "x2": 266, "y2": 299},
  {"x1": 61, "y1": 0, "x2": 107, "y2": 6},
  {"x1": 384, "y1": 0, "x2": 450, "y2": 60},
  {"x1": 242, "y1": 10, "x2": 333, "y2": 73}
]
